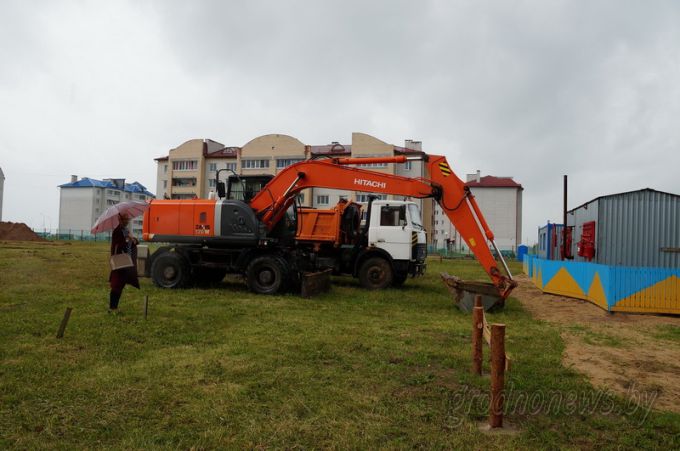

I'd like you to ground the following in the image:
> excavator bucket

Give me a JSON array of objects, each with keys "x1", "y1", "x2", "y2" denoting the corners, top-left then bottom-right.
[
  {"x1": 440, "y1": 272, "x2": 505, "y2": 312},
  {"x1": 300, "y1": 269, "x2": 333, "y2": 298}
]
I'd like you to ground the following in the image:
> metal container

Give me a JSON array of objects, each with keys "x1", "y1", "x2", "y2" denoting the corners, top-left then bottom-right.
[{"x1": 567, "y1": 189, "x2": 680, "y2": 268}]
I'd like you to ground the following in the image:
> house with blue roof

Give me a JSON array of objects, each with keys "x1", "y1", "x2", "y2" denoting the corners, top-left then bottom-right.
[{"x1": 58, "y1": 175, "x2": 155, "y2": 235}]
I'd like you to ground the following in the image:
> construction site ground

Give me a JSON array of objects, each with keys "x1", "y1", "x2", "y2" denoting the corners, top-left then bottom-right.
[{"x1": 512, "y1": 274, "x2": 680, "y2": 414}]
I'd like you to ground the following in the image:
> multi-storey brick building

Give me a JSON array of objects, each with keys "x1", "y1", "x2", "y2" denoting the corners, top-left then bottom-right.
[
  {"x1": 432, "y1": 170, "x2": 523, "y2": 252},
  {"x1": 154, "y1": 132, "x2": 432, "y2": 236}
]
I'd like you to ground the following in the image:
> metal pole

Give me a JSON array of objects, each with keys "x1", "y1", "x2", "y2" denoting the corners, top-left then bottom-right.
[
  {"x1": 56, "y1": 308, "x2": 73, "y2": 339},
  {"x1": 490, "y1": 239, "x2": 513, "y2": 279},
  {"x1": 563, "y1": 175, "x2": 567, "y2": 260}
]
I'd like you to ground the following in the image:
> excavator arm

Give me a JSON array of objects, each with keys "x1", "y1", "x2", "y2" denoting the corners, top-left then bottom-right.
[{"x1": 249, "y1": 154, "x2": 517, "y2": 299}]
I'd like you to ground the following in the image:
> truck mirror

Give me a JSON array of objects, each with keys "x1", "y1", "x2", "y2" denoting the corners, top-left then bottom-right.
[{"x1": 216, "y1": 181, "x2": 226, "y2": 198}]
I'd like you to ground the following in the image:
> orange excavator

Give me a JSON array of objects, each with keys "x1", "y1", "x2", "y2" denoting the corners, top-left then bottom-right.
[{"x1": 142, "y1": 153, "x2": 517, "y2": 300}]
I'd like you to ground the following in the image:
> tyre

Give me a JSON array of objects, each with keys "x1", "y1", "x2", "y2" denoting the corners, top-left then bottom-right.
[
  {"x1": 151, "y1": 252, "x2": 191, "y2": 288},
  {"x1": 246, "y1": 255, "x2": 288, "y2": 295},
  {"x1": 358, "y1": 257, "x2": 393, "y2": 290},
  {"x1": 392, "y1": 273, "x2": 408, "y2": 286}
]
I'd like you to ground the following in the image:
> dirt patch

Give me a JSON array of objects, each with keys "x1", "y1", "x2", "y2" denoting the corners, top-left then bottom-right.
[
  {"x1": 0, "y1": 222, "x2": 46, "y2": 242},
  {"x1": 512, "y1": 274, "x2": 680, "y2": 413}
]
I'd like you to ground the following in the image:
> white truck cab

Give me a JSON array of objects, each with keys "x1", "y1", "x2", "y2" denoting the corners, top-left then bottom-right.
[{"x1": 366, "y1": 199, "x2": 427, "y2": 275}]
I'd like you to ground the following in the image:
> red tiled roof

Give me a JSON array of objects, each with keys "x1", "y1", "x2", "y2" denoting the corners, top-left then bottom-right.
[
  {"x1": 206, "y1": 146, "x2": 239, "y2": 158},
  {"x1": 466, "y1": 175, "x2": 522, "y2": 189},
  {"x1": 310, "y1": 144, "x2": 351, "y2": 155},
  {"x1": 393, "y1": 146, "x2": 424, "y2": 154},
  {"x1": 155, "y1": 146, "x2": 239, "y2": 161}
]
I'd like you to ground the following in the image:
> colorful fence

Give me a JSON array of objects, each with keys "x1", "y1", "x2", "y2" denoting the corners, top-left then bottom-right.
[{"x1": 524, "y1": 256, "x2": 680, "y2": 314}]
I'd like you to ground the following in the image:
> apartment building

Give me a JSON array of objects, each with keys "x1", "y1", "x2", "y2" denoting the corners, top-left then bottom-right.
[
  {"x1": 431, "y1": 170, "x2": 523, "y2": 252},
  {"x1": 58, "y1": 176, "x2": 155, "y2": 236},
  {"x1": 155, "y1": 132, "x2": 432, "y2": 235}
]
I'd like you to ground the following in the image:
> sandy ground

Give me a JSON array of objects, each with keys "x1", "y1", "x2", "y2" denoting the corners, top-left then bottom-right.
[{"x1": 512, "y1": 274, "x2": 680, "y2": 414}]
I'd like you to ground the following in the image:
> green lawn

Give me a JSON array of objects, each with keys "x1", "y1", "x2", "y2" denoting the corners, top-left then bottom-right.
[{"x1": 1, "y1": 241, "x2": 678, "y2": 449}]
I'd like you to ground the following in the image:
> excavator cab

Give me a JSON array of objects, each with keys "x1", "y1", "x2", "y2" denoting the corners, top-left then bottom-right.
[{"x1": 226, "y1": 175, "x2": 274, "y2": 202}]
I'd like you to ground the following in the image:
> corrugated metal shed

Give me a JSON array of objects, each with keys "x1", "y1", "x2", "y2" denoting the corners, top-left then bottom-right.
[{"x1": 567, "y1": 188, "x2": 680, "y2": 268}]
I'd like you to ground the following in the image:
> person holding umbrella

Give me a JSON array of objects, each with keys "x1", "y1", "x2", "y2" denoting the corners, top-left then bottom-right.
[
  {"x1": 91, "y1": 200, "x2": 149, "y2": 313},
  {"x1": 108, "y1": 213, "x2": 140, "y2": 312}
]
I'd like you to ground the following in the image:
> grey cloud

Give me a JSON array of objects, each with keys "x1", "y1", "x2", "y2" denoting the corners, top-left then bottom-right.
[{"x1": 1, "y1": 0, "x2": 678, "y2": 241}]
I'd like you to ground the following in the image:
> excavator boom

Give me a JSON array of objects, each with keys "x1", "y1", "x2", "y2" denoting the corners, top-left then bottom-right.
[{"x1": 249, "y1": 154, "x2": 517, "y2": 299}]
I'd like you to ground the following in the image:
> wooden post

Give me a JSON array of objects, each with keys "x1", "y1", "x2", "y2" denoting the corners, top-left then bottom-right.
[
  {"x1": 489, "y1": 323, "x2": 506, "y2": 428},
  {"x1": 472, "y1": 295, "x2": 483, "y2": 375},
  {"x1": 56, "y1": 307, "x2": 73, "y2": 339},
  {"x1": 144, "y1": 295, "x2": 149, "y2": 319}
]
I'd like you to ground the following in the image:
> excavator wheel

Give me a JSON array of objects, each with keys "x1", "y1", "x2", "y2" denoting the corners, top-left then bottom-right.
[
  {"x1": 246, "y1": 255, "x2": 289, "y2": 295},
  {"x1": 358, "y1": 257, "x2": 393, "y2": 290},
  {"x1": 151, "y1": 251, "x2": 191, "y2": 289}
]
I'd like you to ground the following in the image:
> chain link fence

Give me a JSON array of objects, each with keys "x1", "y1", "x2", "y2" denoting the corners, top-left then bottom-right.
[{"x1": 31, "y1": 228, "x2": 139, "y2": 242}]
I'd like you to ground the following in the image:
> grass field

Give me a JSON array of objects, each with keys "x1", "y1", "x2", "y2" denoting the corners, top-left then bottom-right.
[{"x1": 1, "y1": 241, "x2": 678, "y2": 449}]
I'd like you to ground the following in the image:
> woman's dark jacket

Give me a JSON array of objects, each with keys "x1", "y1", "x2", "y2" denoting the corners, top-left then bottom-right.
[{"x1": 109, "y1": 224, "x2": 140, "y2": 290}]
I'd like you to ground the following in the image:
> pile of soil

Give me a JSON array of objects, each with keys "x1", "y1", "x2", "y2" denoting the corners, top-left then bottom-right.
[{"x1": 0, "y1": 222, "x2": 46, "y2": 242}]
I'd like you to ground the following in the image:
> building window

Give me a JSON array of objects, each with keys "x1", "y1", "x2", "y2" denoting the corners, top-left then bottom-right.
[
  {"x1": 339, "y1": 195, "x2": 348, "y2": 201},
  {"x1": 172, "y1": 178, "x2": 197, "y2": 187},
  {"x1": 107, "y1": 190, "x2": 119, "y2": 196},
  {"x1": 225, "y1": 162, "x2": 237, "y2": 171},
  {"x1": 276, "y1": 158, "x2": 304, "y2": 169},
  {"x1": 404, "y1": 161, "x2": 412, "y2": 171},
  {"x1": 356, "y1": 194, "x2": 387, "y2": 203},
  {"x1": 242, "y1": 159, "x2": 270, "y2": 169},
  {"x1": 137, "y1": 194, "x2": 146, "y2": 200},
  {"x1": 317, "y1": 195, "x2": 329, "y2": 205},
  {"x1": 208, "y1": 163, "x2": 217, "y2": 172},
  {"x1": 163, "y1": 180, "x2": 167, "y2": 188},
  {"x1": 172, "y1": 160, "x2": 198, "y2": 171},
  {"x1": 209, "y1": 179, "x2": 216, "y2": 187},
  {"x1": 125, "y1": 193, "x2": 130, "y2": 199},
  {"x1": 164, "y1": 164, "x2": 168, "y2": 173}
]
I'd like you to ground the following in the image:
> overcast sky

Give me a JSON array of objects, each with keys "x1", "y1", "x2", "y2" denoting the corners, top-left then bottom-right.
[{"x1": 1, "y1": 0, "x2": 679, "y2": 243}]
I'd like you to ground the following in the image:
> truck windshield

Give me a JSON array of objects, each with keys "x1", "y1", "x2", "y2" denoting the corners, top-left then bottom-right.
[{"x1": 408, "y1": 204, "x2": 424, "y2": 230}]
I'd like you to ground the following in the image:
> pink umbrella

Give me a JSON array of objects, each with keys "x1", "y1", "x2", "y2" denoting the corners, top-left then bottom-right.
[{"x1": 91, "y1": 201, "x2": 149, "y2": 234}]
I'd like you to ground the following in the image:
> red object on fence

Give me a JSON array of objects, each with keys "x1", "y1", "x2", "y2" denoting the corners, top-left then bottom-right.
[{"x1": 577, "y1": 221, "x2": 596, "y2": 261}]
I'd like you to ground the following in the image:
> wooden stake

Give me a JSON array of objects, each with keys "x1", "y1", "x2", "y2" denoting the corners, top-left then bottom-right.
[
  {"x1": 56, "y1": 307, "x2": 73, "y2": 339},
  {"x1": 472, "y1": 295, "x2": 484, "y2": 375},
  {"x1": 144, "y1": 295, "x2": 148, "y2": 320},
  {"x1": 489, "y1": 323, "x2": 506, "y2": 428}
]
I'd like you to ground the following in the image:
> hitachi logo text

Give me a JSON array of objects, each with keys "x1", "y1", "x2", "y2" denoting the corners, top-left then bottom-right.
[{"x1": 354, "y1": 178, "x2": 387, "y2": 189}]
